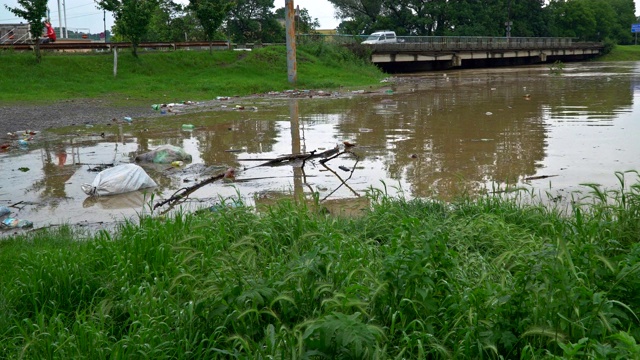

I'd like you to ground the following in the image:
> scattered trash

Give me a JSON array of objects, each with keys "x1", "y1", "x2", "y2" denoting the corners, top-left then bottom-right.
[
  {"x1": 235, "y1": 105, "x2": 245, "y2": 110},
  {"x1": 352, "y1": 90, "x2": 365, "y2": 94},
  {"x1": 135, "y1": 145, "x2": 192, "y2": 164},
  {"x1": 18, "y1": 167, "x2": 29, "y2": 172},
  {"x1": 1, "y1": 218, "x2": 33, "y2": 229},
  {"x1": 223, "y1": 167, "x2": 236, "y2": 182},
  {"x1": 205, "y1": 201, "x2": 240, "y2": 213},
  {"x1": 343, "y1": 141, "x2": 356, "y2": 148},
  {"x1": 485, "y1": 112, "x2": 493, "y2": 115},
  {"x1": 0, "y1": 206, "x2": 10, "y2": 218},
  {"x1": 86, "y1": 163, "x2": 114, "y2": 172},
  {"x1": 216, "y1": 96, "x2": 230, "y2": 100},
  {"x1": 17, "y1": 139, "x2": 28, "y2": 147},
  {"x1": 385, "y1": 89, "x2": 394, "y2": 94},
  {"x1": 81, "y1": 163, "x2": 157, "y2": 196},
  {"x1": 171, "y1": 161, "x2": 184, "y2": 167},
  {"x1": 1, "y1": 143, "x2": 10, "y2": 150},
  {"x1": 123, "y1": 116, "x2": 133, "y2": 123},
  {"x1": 152, "y1": 104, "x2": 160, "y2": 110},
  {"x1": 181, "y1": 124, "x2": 195, "y2": 131},
  {"x1": 338, "y1": 165, "x2": 351, "y2": 172}
]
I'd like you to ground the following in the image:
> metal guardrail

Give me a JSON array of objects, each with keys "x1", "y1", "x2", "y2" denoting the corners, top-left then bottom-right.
[{"x1": 0, "y1": 41, "x2": 232, "y2": 51}]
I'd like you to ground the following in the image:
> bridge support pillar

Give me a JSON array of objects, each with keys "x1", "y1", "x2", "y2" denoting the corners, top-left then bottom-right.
[
  {"x1": 451, "y1": 55, "x2": 462, "y2": 68},
  {"x1": 539, "y1": 53, "x2": 547, "y2": 62}
]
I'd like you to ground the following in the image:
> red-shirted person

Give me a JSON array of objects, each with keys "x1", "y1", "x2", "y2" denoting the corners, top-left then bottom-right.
[{"x1": 41, "y1": 21, "x2": 56, "y2": 44}]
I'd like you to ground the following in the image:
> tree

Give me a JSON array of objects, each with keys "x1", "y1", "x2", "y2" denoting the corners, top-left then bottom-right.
[
  {"x1": 274, "y1": 6, "x2": 320, "y2": 34},
  {"x1": 607, "y1": 0, "x2": 636, "y2": 44},
  {"x1": 145, "y1": 0, "x2": 184, "y2": 42},
  {"x1": 96, "y1": 0, "x2": 158, "y2": 57},
  {"x1": 329, "y1": 0, "x2": 384, "y2": 35},
  {"x1": 228, "y1": 0, "x2": 284, "y2": 43},
  {"x1": 5, "y1": 0, "x2": 48, "y2": 63},
  {"x1": 547, "y1": 0, "x2": 596, "y2": 40},
  {"x1": 189, "y1": 0, "x2": 234, "y2": 51}
]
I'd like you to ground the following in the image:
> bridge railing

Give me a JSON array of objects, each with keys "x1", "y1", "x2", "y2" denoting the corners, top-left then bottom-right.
[
  {"x1": 394, "y1": 36, "x2": 575, "y2": 50},
  {"x1": 297, "y1": 34, "x2": 602, "y2": 51}
]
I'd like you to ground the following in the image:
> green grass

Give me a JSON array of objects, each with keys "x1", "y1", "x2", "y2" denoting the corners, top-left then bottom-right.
[
  {"x1": 596, "y1": 45, "x2": 640, "y2": 61},
  {"x1": 2, "y1": 172, "x2": 640, "y2": 358},
  {"x1": 0, "y1": 43, "x2": 384, "y2": 104}
]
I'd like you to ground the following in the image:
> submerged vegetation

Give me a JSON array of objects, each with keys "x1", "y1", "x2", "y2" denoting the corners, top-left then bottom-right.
[{"x1": 2, "y1": 172, "x2": 640, "y2": 358}]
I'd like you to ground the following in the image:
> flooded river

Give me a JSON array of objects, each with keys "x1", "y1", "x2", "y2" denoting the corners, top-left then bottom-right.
[{"x1": 1, "y1": 61, "x2": 639, "y2": 233}]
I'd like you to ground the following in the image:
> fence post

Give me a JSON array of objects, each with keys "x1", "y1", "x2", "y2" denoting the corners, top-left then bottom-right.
[{"x1": 113, "y1": 46, "x2": 118, "y2": 78}]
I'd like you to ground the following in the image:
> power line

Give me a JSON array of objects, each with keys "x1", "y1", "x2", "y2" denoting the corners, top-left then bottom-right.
[{"x1": 66, "y1": 3, "x2": 98, "y2": 11}]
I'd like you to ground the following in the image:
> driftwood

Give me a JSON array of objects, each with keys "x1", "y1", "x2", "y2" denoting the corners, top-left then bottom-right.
[
  {"x1": 153, "y1": 171, "x2": 228, "y2": 211},
  {"x1": 251, "y1": 146, "x2": 340, "y2": 168},
  {"x1": 524, "y1": 175, "x2": 558, "y2": 181},
  {"x1": 153, "y1": 146, "x2": 350, "y2": 212}
]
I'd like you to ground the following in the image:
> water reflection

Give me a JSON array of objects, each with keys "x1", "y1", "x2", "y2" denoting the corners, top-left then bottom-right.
[{"x1": 1, "y1": 62, "x2": 639, "y2": 232}]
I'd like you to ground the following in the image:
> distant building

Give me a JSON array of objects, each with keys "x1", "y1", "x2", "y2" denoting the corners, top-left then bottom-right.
[
  {"x1": 0, "y1": 23, "x2": 31, "y2": 43},
  {"x1": 316, "y1": 29, "x2": 338, "y2": 35}
]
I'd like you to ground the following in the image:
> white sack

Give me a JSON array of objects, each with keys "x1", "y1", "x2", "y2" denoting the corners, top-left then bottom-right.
[{"x1": 81, "y1": 164, "x2": 157, "y2": 196}]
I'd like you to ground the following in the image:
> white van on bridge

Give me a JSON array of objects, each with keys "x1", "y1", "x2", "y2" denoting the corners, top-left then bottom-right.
[{"x1": 362, "y1": 31, "x2": 402, "y2": 44}]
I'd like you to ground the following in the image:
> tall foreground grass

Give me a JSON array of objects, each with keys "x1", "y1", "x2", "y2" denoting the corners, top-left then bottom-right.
[{"x1": 2, "y1": 173, "x2": 640, "y2": 359}]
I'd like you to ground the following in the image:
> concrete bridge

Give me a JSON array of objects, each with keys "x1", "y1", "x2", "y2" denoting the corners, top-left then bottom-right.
[{"x1": 365, "y1": 37, "x2": 604, "y2": 72}]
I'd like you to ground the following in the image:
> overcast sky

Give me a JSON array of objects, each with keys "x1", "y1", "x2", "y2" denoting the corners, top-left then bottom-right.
[{"x1": 0, "y1": 0, "x2": 637, "y2": 35}]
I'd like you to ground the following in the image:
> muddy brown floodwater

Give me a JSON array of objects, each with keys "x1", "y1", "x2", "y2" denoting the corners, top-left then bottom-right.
[{"x1": 1, "y1": 61, "x2": 640, "y2": 236}]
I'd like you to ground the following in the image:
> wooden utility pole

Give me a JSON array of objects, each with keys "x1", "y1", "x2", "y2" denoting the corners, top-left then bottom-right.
[{"x1": 285, "y1": 0, "x2": 297, "y2": 84}]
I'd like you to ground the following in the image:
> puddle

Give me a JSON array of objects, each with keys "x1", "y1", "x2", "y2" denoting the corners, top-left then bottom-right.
[{"x1": 2, "y1": 62, "x2": 640, "y2": 235}]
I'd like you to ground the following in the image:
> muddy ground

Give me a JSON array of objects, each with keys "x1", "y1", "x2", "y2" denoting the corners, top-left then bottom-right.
[
  {"x1": 0, "y1": 87, "x2": 392, "y2": 139},
  {"x1": 0, "y1": 99, "x2": 153, "y2": 137}
]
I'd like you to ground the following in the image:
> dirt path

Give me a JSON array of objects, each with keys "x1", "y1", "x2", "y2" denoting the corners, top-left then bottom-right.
[
  {"x1": 0, "y1": 99, "x2": 156, "y2": 138},
  {"x1": 0, "y1": 86, "x2": 395, "y2": 141}
]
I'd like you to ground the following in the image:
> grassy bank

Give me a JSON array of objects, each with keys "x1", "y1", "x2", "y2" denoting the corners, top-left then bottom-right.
[
  {"x1": 0, "y1": 43, "x2": 385, "y2": 103},
  {"x1": 2, "y1": 173, "x2": 640, "y2": 358},
  {"x1": 597, "y1": 45, "x2": 640, "y2": 61}
]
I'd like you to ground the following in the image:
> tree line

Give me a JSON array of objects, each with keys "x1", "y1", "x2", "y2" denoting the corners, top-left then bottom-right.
[
  {"x1": 330, "y1": 0, "x2": 637, "y2": 44},
  {"x1": 6, "y1": 0, "x2": 639, "y2": 60},
  {"x1": 95, "y1": 0, "x2": 319, "y2": 56}
]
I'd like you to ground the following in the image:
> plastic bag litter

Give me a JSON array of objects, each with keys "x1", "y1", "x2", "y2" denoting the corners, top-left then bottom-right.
[
  {"x1": 81, "y1": 164, "x2": 157, "y2": 196},
  {"x1": 135, "y1": 145, "x2": 192, "y2": 164}
]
